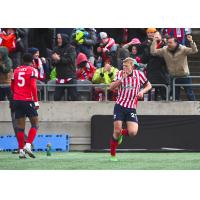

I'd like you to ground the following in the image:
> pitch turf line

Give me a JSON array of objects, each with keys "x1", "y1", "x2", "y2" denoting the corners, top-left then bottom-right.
[{"x1": 0, "y1": 152, "x2": 200, "y2": 170}]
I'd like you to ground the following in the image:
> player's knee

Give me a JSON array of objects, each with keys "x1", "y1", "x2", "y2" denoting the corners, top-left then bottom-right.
[{"x1": 128, "y1": 130, "x2": 138, "y2": 137}]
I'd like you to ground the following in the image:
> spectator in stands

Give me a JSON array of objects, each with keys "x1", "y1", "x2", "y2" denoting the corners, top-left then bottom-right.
[
  {"x1": 162, "y1": 28, "x2": 192, "y2": 46},
  {"x1": 151, "y1": 35, "x2": 198, "y2": 101},
  {"x1": 123, "y1": 38, "x2": 142, "y2": 62},
  {"x1": 92, "y1": 60, "x2": 118, "y2": 84},
  {"x1": 115, "y1": 47, "x2": 130, "y2": 70},
  {"x1": 29, "y1": 47, "x2": 50, "y2": 83},
  {"x1": 0, "y1": 46, "x2": 18, "y2": 137},
  {"x1": 0, "y1": 46, "x2": 13, "y2": 101},
  {"x1": 140, "y1": 28, "x2": 157, "y2": 64},
  {"x1": 50, "y1": 67, "x2": 56, "y2": 80},
  {"x1": 0, "y1": 29, "x2": 16, "y2": 53},
  {"x1": 72, "y1": 28, "x2": 97, "y2": 64},
  {"x1": 130, "y1": 45, "x2": 142, "y2": 62},
  {"x1": 0, "y1": 28, "x2": 27, "y2": 69},
  {"x1": 123, "y1": 38, "x2": 141, "y2": 48},
  {"x1": 92, "y1": 59, "x2": 118, "y2": 101},
  {"x1": 76, "y1": 52, "x2": 96, "y2": 81},
  {"x1": 52, "y1": 33, "x2": 78, "y2": 101},
  {"x1": 143, "y1": 31, "x2": 169, "y2": 100},
  {"x1": 97, "y1": 32, "x2": 118, "y2": 65},
  {"x1": 95, "y1": 28, "x2": 147, "y2": 45},
  {"x1": 140, "y1": 28, "x2": 170, "y2": 100}
]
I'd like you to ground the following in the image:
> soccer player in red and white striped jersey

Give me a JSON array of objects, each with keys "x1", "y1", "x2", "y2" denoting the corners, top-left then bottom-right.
[{"x1": 109, "y1": 57, "x2": 152, "y2": 161}]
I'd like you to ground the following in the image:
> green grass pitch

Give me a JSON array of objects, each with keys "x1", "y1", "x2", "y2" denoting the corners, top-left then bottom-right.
[{"x1": 0, "y1": 152, "x2": 200, "y2": 170}]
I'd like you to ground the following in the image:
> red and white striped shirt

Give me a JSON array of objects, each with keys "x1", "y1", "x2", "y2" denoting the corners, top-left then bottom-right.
[
  {"x1": 104, "y1": 38, "x2": 115, "y2": 50},
  {"x1": 114, "y1": 70, "x2": 148, "y2": 109}
]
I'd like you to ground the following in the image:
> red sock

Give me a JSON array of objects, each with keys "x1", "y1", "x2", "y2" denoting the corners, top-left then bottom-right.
[
  {"x1": 17, "y1": 131, "x2": 25, "y2": 149},
  {"x1": 110, "y1": 137, "x2": 118, "y2": 156},
  {"x1": 121, "y1": 129, "x2": 129, "y2": 136},
  {"x1": 27, "y1": 127, "x2": 37, "y2": 144}
]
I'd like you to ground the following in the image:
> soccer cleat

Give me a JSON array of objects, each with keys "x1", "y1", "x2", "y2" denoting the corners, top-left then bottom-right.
[
  {"x1": 12, "y1": 150, "x2": 19, "y2": 154},
  {"x1": 118, "y1": 134, "x2": 123, "y2": 145},
  {"x1": 24, "y1": 144, "x2": 36, "y2": 158},
  {"x1": 19, "y1": 150, "x2": 26, "y2": 159},
  {"x1": 110, "y1": 156, "x2": 118, "y2": 162}
]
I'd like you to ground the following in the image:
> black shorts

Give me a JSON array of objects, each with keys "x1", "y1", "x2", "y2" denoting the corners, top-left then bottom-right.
[
  {"x1": 13, "y1": 100, "x2": 38, "y2": 119},
  {"x1": 113, "y1": 104, "x2": 138, "y2": 123}
]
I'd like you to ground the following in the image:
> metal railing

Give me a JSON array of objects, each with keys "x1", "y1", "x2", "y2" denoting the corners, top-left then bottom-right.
[
  {"x1": 2, "y1": 75, "x2": 200, "y2": 102},
  {"x1": 172, "y1": 76, "x2": 200, "y2": 101},
  {"x1": 0, "y1": 83, "x2": 169, "y2": 102},
  {"x1": 41, "y1": 83, "x2": 109, "y2": 101},
  {"x1": 150, "y1": 84, "x2": 169, "y2": 101}
]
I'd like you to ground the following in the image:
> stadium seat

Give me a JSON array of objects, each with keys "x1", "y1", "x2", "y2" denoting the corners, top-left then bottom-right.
[
  {"x1": 37, "y1": 80, "x2": 45, "y2": 101},
  {"x1": 47, "y1": 80, "x2": 67, "y2": 101},
  {"x1": 76, "y1": 80, "x2": 93, "y2": 101},
  {"x1": 47, "y1": 80, "x2": 56, "y2": 100}
]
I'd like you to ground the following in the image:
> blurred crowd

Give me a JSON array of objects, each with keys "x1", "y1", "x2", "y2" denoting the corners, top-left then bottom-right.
[{"x1": 0, "y1": 28, "x2": 198, "y2": 101}]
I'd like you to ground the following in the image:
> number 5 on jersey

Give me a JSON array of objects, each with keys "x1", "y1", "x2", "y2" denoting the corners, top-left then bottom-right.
[{"x1": 18, "y1": 72, "x2": 25, "y2": 87}]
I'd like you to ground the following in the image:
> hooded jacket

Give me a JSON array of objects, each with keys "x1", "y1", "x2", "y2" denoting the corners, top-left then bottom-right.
[
  {"x1": 53, "y1": 34, "x2": 76, "y2": 79},
  {"x1": 76, "y1": 53, "x2": 96, "y2": 81},
  {"x1": 0, "y1": 47, "x2": 13, "y2": 84}
]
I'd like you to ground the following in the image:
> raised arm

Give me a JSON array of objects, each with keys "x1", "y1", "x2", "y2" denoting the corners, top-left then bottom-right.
[
  {"x1": 150, "y1": 38, "x2": 164, "y2": 57},
  {"x1": 184, "y1": 35, "x2": 198, "y2": 55}
]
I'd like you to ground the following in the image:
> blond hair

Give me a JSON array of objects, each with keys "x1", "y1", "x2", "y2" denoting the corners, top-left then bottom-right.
[{"x1": 123, "y1": 57, "x2": 136, "y2": 65}]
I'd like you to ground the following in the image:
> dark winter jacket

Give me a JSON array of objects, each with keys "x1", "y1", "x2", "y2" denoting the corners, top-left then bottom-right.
[
  {"x1": 72, "y1": 28, "x2": 97, "y2": 58},
  {"x1": 0, "y1": 47, "x2": 13, "y2": 84},
  {"x1": 15, "y1": 28, "x2": 28, "y2": 53},
  {"x1": 141, "y1": 39, "x2": 169, "y2": 84},
  {"x1": 53, "y1": 34, "x2": 76, "y2": 79}
]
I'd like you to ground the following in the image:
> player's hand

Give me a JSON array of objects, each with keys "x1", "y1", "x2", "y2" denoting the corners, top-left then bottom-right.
[
  {"x1": 122, "y1": 70, "x2": 128, "y2": 79},
  {"x1": 138, "y1": 91, "x2": 144, "y2": 99},
  {"x1": 187, "y1": 35, "x2": 193, "y2": 42},
  {"x1": 34, "y1": 102, "x2": 40, "y2": 110}
]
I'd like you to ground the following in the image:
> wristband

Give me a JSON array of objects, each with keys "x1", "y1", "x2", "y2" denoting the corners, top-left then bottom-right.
[{"x1": 35, "y1": 102, "x2": 39, "y2": 107}]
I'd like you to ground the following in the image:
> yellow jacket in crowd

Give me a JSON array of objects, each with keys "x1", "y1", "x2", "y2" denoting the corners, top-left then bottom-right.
[{"x1": 92, "y1": 65, "x2": 119, "y2": 84}]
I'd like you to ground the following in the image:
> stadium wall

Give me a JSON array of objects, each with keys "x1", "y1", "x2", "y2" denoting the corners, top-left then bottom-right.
[{"x1": 1, "y1": 101, "x2": 200, "y2": 150}]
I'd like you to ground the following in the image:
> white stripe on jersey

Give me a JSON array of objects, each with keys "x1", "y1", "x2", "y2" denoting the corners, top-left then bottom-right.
[
  {"x1": 115, "y1": 69, "x2": 148, "y2": 109},
  {"x1": 128, "y1": 73, "x2": 135, "y2": 108},
  {"x1": 124, "y1": 77, "x2": 132, "y2": 108}
]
